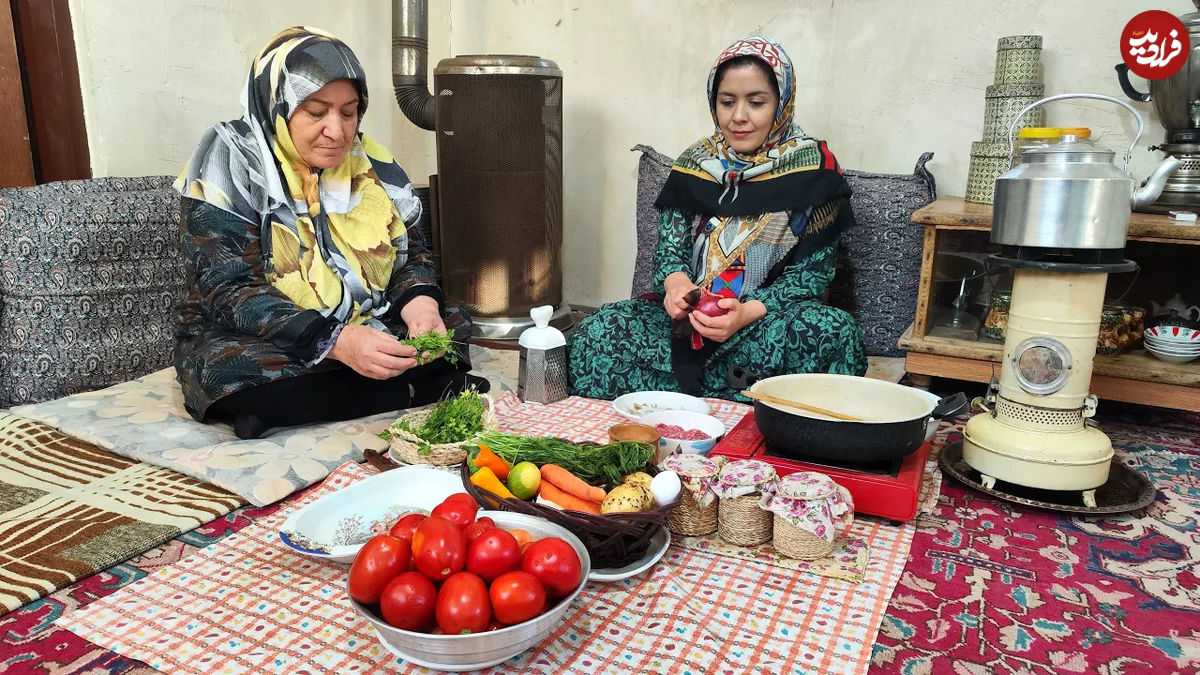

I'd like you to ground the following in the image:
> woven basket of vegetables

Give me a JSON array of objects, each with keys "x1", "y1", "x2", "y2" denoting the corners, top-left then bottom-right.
[
  {"x1": 460, "y1": 432, "x2": 680, "y2": 568},
  {"x1": 387, "y1": 391, "x2": 496, "y2": 466}
]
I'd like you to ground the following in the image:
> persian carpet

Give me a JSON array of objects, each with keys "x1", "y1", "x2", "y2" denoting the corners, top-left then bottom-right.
[
  {"x1": 872, "y1": 405, "x2": 1200, "y2": 673},
  {"x1": 0, "y1": 412, "x2": 243, "y2": 613}
]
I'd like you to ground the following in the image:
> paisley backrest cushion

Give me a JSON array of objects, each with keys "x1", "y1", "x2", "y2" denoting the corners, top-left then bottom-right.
[
  {"x1": 0, "y1": 177, "x2": 184, "y2": 406},
  {"x1": 630, "y1": 146, "x2": 936, "y2": 357}
]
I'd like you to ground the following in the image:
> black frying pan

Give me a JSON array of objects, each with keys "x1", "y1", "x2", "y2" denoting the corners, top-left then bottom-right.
[{"x1": 728, "y1": 368, "x2": 968, "y2": 463}]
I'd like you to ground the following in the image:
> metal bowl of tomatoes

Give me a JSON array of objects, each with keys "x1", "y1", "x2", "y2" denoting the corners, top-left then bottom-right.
[{"x1": 346, "y1": 509, "x2": 591, "y2": 672}]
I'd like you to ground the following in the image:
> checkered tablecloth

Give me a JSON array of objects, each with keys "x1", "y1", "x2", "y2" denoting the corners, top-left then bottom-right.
[{"x1": 56, "y1": 393, "x2": 927, "y2": 674}]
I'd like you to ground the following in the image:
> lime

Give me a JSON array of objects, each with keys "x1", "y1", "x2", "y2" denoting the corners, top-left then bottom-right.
[{"x1": 507, "y1": 461, "x2": 541, "y2": 500}]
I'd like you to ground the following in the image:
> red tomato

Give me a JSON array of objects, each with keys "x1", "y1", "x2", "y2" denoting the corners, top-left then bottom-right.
[
  {"x1": 489, "y1": 571, "x2": 546, "y2": 625},
  {"x1": 411, "y1": 516, "x2": 466, "y2": 581},
  {"x1": 388, "y1": 513, "x2": 427, "y2": 543},
  {"x1": 466, "y1": 528, "x2": 522, "y2": 582},
  {"x1": 435, "y1": 572, "x2": 491, "y2": 635},
  {"x1": 348, "y1": 535, "x2": 411, "y2": 605},
  {"x1": 379, "y1": 571, "x2": 438, "y2": 632},
  {"x1": 443, "y1": 492, "x2": 478, "y2": 506},
  {"x1": 521, "y1": 537, "x2": 582, "y2": 597},
  {"x1": 462, "y1": 517, "x2": 497, "y2": 544},
  {"x1": 431, "y1": 499, "x2": 478, "y2": 529}
]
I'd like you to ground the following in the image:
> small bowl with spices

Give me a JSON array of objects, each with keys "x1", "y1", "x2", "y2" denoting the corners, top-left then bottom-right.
[{"x1": 639, "y1": 410, "x2": 726, "y2": 462}]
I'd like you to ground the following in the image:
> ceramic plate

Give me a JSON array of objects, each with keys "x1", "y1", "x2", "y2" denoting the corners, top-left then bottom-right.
[
  {"x1": 278, "y1": 465, "x2": 463, "y2": 563},
  {"x1": 588, "y1": 526, "x2": 671, "y2": 582},
  {"x1": 612, "y1": 391, "x2": 711, "y2": 420}
]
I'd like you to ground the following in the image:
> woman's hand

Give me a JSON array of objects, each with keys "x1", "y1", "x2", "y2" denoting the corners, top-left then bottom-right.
[
  {"x1": 663, "y1": 272, "x2": 700, "y2": 320},
  {"x1": 329, "y1": 324, "x2": 418, "y2": 379},
  {"x1": 688, "y1": 297, "x2": 767, "y2": 342},
  {"x1": 399, "y1": 295, "x2": 448, "y2": 362}
]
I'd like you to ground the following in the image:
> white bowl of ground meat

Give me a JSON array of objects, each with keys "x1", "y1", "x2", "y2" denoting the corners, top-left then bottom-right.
[{"x1": 639, "y1": 410, "x2": 727, "y2": 463}]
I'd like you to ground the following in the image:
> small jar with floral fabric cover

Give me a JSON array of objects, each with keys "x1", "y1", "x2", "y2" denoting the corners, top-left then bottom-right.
[
  {"x1": 768, "y1": 472, "x2": 854, "y2": 560},
  {"x1": 661, "y1": 453, "x2": 723, "y2": 536},
  {"x1": 713, "y1": 459, "x2": 778, "y2": 546}
]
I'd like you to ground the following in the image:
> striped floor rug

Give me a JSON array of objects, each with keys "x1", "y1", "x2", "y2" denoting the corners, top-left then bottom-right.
[{"x1": 0, "y1": 412, "x2": 243, "y2": 613}]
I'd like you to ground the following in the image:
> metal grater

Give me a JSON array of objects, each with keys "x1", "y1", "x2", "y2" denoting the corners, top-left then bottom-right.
[{"x1": 518, "y1": 344, "x2": 568, "y2": 404}]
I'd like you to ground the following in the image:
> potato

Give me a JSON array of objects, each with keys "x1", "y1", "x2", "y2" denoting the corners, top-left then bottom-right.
[
  {"x1": 622, "y1": 472, "x2": 653, "y2": 489},
  {"x1": 601, "y1": 483, "x2": 653, "y2": 514}
]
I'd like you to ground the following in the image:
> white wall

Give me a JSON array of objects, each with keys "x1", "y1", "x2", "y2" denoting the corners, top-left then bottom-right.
[
  {"x1": 73, "y1": 0, "x2": 1173, "y2": 307},
  {"x1": 68, "y1": 0, "x2": 442, "y2": 181}
]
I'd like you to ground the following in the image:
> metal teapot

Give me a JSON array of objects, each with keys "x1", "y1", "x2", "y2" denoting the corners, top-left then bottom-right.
[
  {"x1": 992, "y1": 93, "x2": 1182, "y2": 250},
  {"x1": 1115, "y1": 1, "x2": 1200, "y2": 135}
]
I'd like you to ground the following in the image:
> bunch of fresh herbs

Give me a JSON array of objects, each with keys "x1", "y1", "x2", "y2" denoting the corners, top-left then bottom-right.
[
  {"x1": 389, "y1": 389, "x2": 486, "y2": 454},
  {"x1": 400, "y1": 330, "x2": 460, "y2": 366}
]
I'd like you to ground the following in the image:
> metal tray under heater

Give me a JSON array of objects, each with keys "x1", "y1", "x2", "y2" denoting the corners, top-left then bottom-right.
[{"x1": 708, "y1": 411, "x2": 931, "y2": 523}]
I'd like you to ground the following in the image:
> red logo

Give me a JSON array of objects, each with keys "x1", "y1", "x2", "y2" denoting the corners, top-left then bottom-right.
[{"x1": 1121, "y1": 10, "x2": 1190, "y2": 80}]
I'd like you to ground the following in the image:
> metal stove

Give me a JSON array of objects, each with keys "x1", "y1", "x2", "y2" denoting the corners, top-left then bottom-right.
[{"x1": 709, "y1": 411, "x2": 931, "y2": 524}]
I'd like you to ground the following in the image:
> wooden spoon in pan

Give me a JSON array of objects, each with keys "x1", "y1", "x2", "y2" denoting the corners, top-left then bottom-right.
[{"x1": 740, "y1": 389, "x2": 864, "y2": 422}]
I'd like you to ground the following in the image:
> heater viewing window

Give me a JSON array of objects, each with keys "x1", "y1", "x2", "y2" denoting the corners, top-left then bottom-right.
[{"x1": 1011, "y1": 337, "x2": 1072, "y2": 394}]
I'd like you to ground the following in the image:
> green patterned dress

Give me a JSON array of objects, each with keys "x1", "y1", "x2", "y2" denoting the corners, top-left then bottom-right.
[{"x1": 568, "y1": 204, "x2": 867, "y2": 402}]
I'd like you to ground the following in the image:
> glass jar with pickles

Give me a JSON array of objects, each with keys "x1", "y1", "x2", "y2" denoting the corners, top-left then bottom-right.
[
  {"x1": 1097, "y1": 302, "x2": 1146, "y2": 355},
  {"x1": 983, "y1": 290, "x2": 1010, "y2": 340}
]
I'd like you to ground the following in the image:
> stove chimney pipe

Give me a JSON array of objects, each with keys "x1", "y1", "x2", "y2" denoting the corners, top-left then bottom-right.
[{"x1": 392, "y1": 0, "x2": 435, "y2": 130}]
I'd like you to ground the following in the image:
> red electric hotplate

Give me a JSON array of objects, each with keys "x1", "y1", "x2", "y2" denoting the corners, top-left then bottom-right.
[{"x1": 709, "y1": 410, "x2": 932, "y2": 523}]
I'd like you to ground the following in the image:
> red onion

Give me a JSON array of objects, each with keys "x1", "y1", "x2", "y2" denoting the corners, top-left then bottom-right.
[{"x1": 694, "y1": 292, "x2": 729, "y2": 317}]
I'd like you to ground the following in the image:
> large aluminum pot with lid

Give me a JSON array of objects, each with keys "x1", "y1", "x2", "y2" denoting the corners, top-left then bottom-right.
[{"x1": 992, "y1": 93, "x2": 1181, "y2": 250}]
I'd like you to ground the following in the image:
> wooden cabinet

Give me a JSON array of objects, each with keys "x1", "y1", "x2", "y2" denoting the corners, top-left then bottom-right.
[{"x1": 898, "y1": 196, "x2": 1200, "y2": 412}]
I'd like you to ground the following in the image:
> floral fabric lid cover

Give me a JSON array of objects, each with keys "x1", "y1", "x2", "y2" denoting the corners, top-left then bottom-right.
[
  {"x1": 662, "y1": 454, "x2": 723, "y2": 508},
  {"x1": 712, "y1": 459, "x2": 778, "y2": 503},
  {"x1": 768, "y1": 472, "x2": 854, "y2": 543}
]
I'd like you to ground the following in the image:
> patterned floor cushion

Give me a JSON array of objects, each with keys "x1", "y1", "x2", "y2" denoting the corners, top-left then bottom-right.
[
  {"x1": 0, "y1": 177, "x2": 184, "y2": 407},
  {"x1": 0, "y1": 410, "x2": 243, "y2": 613}
]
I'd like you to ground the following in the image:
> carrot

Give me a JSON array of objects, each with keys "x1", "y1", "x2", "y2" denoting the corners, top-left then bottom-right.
[
  {"x1": 539, "y1": 480, "x2": 603, "y2": 515},
  {"x1": 540, "y1": 463, "x2": 607, "y2": 503},
  {"x1": 472, "y1": 444, "x2": 511, "y2": 480},
  {"x1": 470, "y1": 466, "x2": 516, "y2": 500}
]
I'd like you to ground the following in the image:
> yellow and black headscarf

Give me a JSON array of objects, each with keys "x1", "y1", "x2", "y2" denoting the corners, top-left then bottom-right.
[{"x1": 175, "y1": 26, "x2": 420, "y2": 325}]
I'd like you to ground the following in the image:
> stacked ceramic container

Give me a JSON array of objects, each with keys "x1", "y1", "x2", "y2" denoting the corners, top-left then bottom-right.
[{"x1": 965, "y1": 35, "x2": 1045, "y2": 204}]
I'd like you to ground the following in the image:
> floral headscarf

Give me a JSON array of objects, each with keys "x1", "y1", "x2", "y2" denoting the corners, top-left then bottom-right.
[
  {"x1": 702, "y1": 36, "x2": 808, "y2": 181},
  {"x1": 658, "y1": 36, "x2": 837, "y2": 213},
  {"x1": 175, "y1": 26, "x2": 421, "y2": 325},
  {"x1": 655, "y1": 37, "x2": 850, "y2": 292}
]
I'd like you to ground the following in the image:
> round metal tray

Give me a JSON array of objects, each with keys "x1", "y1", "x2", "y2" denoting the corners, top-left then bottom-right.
[{"x1": 938, "y1": 440, "x2": 1156, "y2": 514}]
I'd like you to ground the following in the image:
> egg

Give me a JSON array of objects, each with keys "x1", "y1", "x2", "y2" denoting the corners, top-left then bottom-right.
[{"x1": 649, "y1": 470, "x2": 682, "y2": 507}]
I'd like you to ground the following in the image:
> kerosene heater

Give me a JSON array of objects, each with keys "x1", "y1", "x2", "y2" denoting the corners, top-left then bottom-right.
[{"x1": 961, "y1": 94, "x2": 1180, "y2": 506}]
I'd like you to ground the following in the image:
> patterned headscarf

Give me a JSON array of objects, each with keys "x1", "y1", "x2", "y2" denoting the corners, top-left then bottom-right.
[
  {"x1": 655, "y1": 36, "x2": 850, "y2": 296},
  {"x1": 680, "y1": 36, "x2": 820, "y2": 206},
  {"x1": 175, "y1": 26, "x2": 421, "y2": 325}
]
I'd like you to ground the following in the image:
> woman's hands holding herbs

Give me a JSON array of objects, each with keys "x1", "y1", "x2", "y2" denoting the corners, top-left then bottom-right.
[
  {"x1": 330, "y1": 324, "x2": 419, "y2": 379},
  {"x1": 400, "y1": 295, "x2": 448, "y2": 363},
  {"x1": 688, "y1": 296, "x2": 767, "y2": 342}
]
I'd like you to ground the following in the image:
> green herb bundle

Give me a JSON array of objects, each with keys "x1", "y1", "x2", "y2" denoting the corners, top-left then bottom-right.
[
  {"x1": 400, "y1": 330, "x2": 459, "y2": 365},
  {"x1": 392, "y1": 389, "x2": 485, "y2": 453},
  {"x1": 472, "y1": 432, "x2": 654, "y2": 488}
]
